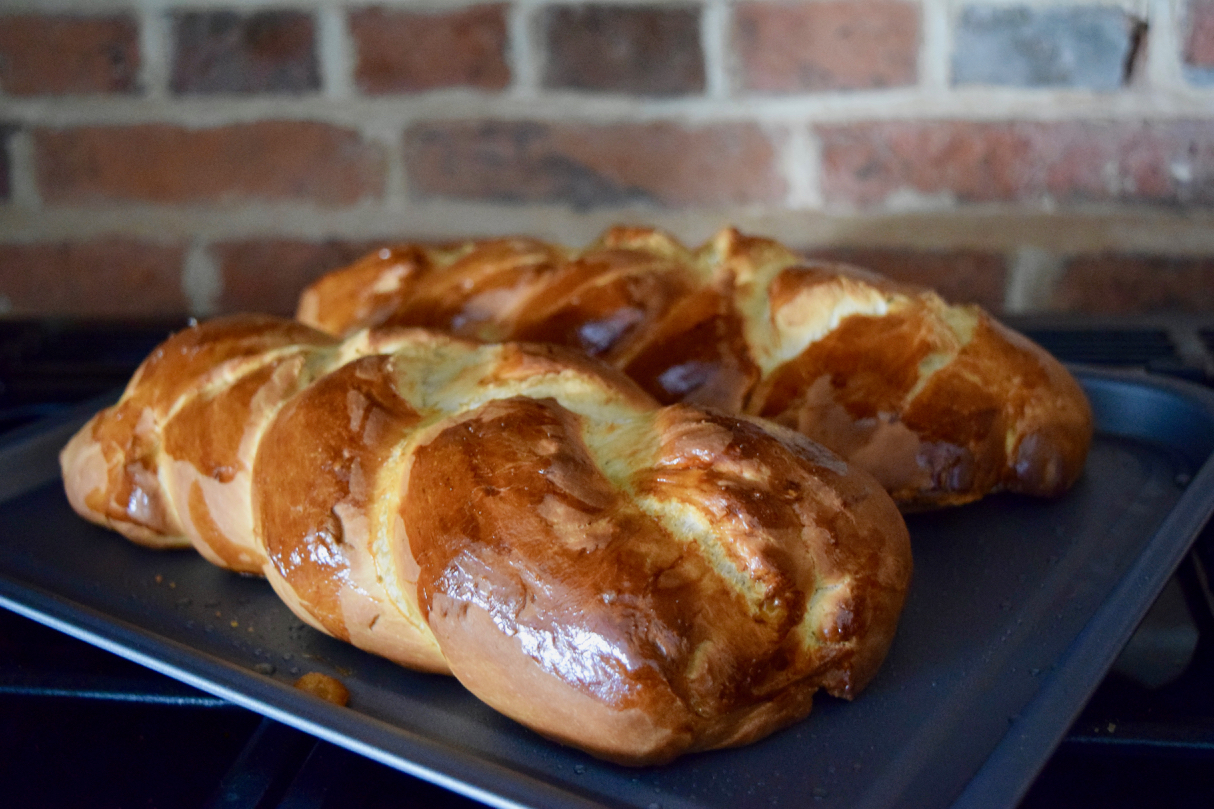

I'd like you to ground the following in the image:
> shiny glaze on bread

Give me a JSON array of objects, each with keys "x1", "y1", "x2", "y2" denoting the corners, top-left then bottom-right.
[
  {"x1": 298, "y1": 227, "x2": 1092, "y2": 510},
  {"x1": 60, "y1": 314, "x2": 912, "y2": 765}
]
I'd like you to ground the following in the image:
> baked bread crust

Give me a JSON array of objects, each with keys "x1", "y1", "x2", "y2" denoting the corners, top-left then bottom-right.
[
  {"x1": 60, "y1": 314, "x2": 912, "y2": 765},
  {"x1": 298, "y1": 227, "x2": 1093, "y2": 509}
]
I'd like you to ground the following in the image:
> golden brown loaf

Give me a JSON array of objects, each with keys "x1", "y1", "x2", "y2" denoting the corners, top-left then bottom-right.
[
  {"x1": 298, "y1": 227, "x2": 1093, "y2": 510},
  {"x1": 60, "y1": 314, "x2": 912, "y2": 765}
]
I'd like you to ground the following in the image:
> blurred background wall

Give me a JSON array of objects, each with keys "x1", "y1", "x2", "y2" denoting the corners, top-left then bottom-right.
[{"x1": 0, "y1": 0, "x2": 1211, "y2": 319}]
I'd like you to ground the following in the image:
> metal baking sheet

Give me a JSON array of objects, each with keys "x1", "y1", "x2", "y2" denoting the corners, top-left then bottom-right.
[{"x1": 2, "y1": 367, "x2": 1214, "y2": 809}]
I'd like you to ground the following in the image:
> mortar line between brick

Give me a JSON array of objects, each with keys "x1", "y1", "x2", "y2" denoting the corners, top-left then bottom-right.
[
  {"x1": 362, "y1": 119, "x2": 409, "y2": 209},
  {"x1": 137, "y1": 3, "x2": 171, "y2": 100},
  {"x1": 7, "y1": 206, "x2": 1214, "y2": 252},
  {"x1": 1005, "y1": 245, "x2": 1066, "y2": 314},
  {"x1": 701, "y1": 0, "x2": 732, "y2": 101},
  {"x1": 5, "y1": 90, "x2": 1212, "y2": 130},
  {"x1": 1145, "y1": 0, "x2": 1187, "y2": 89},
  {"x1": 11, "y1": 207, "x2": 1214, "y2": 261},
  {"x1": 317, "y1": 4, "x2": 352, "y2": 100},
  {"x1": 6, "y1": 129, "x2": 42, "y2": 210},
  {"x1": 927, "y1": 0, "x2": 1149, "y2": 9},
  {"x1": 0, "y1": 0, "x2": 1161, "y2": 11},
  {"x1": 509, "y1": 0, "x2": 542, "y2": 98},
  {"x1": 182, "y1": 239, "x2": 222, "y2": 317},
  {"x1": 779, "y1": 124, "x2": 822, "y2": 210},
  {"x1": 0, "y1": 0, "x2": 708, "y2": 7},
  {"x1": 0, "y1": 0, "x2": 392, "y2": 9},
  {"x1": 921, "y1": 0, "x2": 952, "y2": 92}
]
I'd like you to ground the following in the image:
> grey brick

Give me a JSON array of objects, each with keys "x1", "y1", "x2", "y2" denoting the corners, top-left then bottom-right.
[
  {"x1": 171, "y1": 10, "x2": 319, "y2": 95},
  {"x1": 541, "y1": 4, "x2": 705, "y2": 96},
  {"x1": 952, "y1": 5, "x2": 1135, "y2": 90},
  {"x1": 1185, "y1": 65, "x2": 1214, "y2": 85}
]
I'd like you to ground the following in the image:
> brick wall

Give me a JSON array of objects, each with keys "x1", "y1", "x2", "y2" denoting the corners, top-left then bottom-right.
[{"x1": 1, "y1": 0, "x2": 1212, "y2": 319}]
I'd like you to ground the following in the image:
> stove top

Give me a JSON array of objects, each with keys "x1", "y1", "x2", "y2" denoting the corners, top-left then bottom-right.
[{"x1": 1, "y1": 317, "x2": 1212, "y2": 809}]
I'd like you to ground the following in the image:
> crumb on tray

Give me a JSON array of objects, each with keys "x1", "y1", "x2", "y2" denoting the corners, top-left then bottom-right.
[{"x1": 294, "y1": 672, "x2": 350, "y2": 706}]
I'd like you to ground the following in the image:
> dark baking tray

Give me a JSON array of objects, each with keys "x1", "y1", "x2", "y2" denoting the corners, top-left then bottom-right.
[{"x1": 2, "y1": 367, "x2": 1214, "y2": 809}]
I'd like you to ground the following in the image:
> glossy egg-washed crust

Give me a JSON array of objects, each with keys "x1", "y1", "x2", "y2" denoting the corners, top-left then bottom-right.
[
  {"x1": 60, "y1": 314, "x2": 912, "y2": 766},
  {"x1": 298, "y1": 227, "x2": 1093, "y2": 510}
]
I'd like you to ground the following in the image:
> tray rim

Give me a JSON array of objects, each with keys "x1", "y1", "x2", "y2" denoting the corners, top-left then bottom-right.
[
  {"x1": 0, "y1": 581, "x2": 595, "y2": 809},
  {"x1": 956, "y1": 369, "x2": 1214, "y2": 808},
  {"x1": 3, "y1": 365, "x2": 1214, "y2": 809}
]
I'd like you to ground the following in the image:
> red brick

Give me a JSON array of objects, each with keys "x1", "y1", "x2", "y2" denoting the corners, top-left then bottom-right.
[
  {"x1": 542, "y1": 4, "x2": 705, "y2": 95},
  {"x1": 0, "y1": 241, "x2": 185, "y2": 316},
  {"x1": 171, "y1": 10, "x2": 318, "y2": 94},
  {"x1": 35, "y1": 122, "x2": 385, "y2": 205},
  {"x1": 0, "y1": 14, "x2": 139, "y2": 95},
  {"x1": 818, "y1": 120, "x2": 1214, "y2": 207},
  {"x1": 214, "y1": 239, "x2": 383, "y2": 315},
  {"x1": 734, "y1": 0, "x2": 919, "y2": 92},
  {"x1": 804, "y1": 248, "x2": 1007, "y2": 312},
  {"x1": 1186, "y1": 0, "x2": 1214, "y2": 67},
  {"x1": 404, "y1": 120, "x2": 785, "y2": 208},
  {"x1": 351, "y1": 5, "x2": 509, "y2": 94},
  {"x1": 1052, "y1": 254, "x2": 1214, "y2": 314}
]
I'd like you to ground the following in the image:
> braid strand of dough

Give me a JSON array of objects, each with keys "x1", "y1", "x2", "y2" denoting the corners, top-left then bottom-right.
[
  {"x1": 60, "y1": 314, "x2": 912, "y2": 766},
  {"x1": 297, "y1": 227, "x2": 1092, "y2": 510}
]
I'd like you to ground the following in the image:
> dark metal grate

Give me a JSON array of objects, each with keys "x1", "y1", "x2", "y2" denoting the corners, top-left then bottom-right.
[{"x1": 0, "y1": 319, "x2": 183, "y2": 424}]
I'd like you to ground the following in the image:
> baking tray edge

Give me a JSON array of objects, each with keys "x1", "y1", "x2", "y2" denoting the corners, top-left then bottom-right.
[
  {"x1": 3, "y1": 369, "x2": 1214, "y2": 808},
  {"x1": 957, "y1": 368, "x2": 1214, "y2": 808}
]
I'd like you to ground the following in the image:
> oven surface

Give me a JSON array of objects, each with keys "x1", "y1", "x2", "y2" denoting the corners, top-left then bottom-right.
[{"x1": 2, "y1": 319, "x2": 1214, "y2": 809}]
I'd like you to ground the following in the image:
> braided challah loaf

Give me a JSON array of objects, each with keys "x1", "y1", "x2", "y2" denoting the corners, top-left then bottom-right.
[
  {"x1": 60, "y1": 314, "x2": 912, "y2": 765},
  {"x1": 298, "y1": 227, "x2": 1092, "y2": 510}
]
